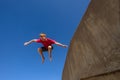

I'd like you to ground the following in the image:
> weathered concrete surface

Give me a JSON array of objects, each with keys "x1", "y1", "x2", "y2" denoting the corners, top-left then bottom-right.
[
  {"x1": 81, "y1": 71, "x2": 120, "y2": 80},
  {"x1": 62, "y1": 0, "x2": 120, "y2": 80}
]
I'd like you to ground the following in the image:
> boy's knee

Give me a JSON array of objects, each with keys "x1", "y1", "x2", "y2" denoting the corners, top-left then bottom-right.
[
  {"x1": 38, "y1": 48, "x2": 42, "y2": 51},
  {"x1": 48, "y1": 46, "x2": 52, "y2": 49}
]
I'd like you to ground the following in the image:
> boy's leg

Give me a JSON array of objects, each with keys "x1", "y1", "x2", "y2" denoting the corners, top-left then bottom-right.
[
  {"x1": 48, "y1": 46, "x2": 53, "y2": 61},
  {"x1": 38, "y1": 48, "x2": 45, "y2": 63}
]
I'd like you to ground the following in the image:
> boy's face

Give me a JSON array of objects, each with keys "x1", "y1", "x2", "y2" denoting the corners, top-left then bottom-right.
[{"x1": 40, "y1": 36, "x2": 46, "y2": 40}]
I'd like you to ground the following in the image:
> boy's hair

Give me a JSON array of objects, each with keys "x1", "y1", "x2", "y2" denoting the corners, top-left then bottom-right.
[{"x1": 40, "y1": 33, "x2": 46, "y2": 37}]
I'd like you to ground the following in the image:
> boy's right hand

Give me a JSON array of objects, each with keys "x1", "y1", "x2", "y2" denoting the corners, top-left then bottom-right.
[{"x1": 24, "y1": 42, "x2": 29, "y2": 46}]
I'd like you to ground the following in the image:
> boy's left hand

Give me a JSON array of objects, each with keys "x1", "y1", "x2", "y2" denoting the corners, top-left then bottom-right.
[{"x1": 63, "y1": 45, "x2": 68, "y2": 48}]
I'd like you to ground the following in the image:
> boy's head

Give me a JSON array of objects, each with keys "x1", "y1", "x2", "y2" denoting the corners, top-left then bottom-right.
[
  {"x1": 40, "y1": 33, "x2": 46, "y2": 37},
  {"x1": 39, "y1": 33, "x2": 47, "y2": 40}
]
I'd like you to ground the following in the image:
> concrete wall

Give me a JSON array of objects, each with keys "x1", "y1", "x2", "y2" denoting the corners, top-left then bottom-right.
[{"x1": 62, "y1": 0, "x2": 120, "y2": 80}]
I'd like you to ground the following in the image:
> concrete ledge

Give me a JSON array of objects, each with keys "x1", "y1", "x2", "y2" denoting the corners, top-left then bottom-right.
[{"x1": 62, "y1": 0, "x2": 120, "y2": 80}]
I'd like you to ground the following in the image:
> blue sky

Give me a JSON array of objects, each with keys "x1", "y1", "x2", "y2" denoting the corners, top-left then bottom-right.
[{"x1": 0, "y1": 0, "x2": 90, "y2": 80}]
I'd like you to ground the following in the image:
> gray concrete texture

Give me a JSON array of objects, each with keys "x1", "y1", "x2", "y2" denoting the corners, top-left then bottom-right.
[{"x1": 62, "y1": 0, "x2": 120, "y2": 80}]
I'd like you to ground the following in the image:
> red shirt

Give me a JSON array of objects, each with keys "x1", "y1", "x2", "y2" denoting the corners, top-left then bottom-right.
[{"x1": 35, "y1": 38, "x2": 56, "y2": 48}]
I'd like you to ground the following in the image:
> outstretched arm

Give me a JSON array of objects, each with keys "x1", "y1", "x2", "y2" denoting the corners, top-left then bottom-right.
[
  {"x1": 55, "y1": 42, "x2": 68, "y2": 48},
  {"x1": 24, "y1": 39, "x2": 37, "y2": 46}
]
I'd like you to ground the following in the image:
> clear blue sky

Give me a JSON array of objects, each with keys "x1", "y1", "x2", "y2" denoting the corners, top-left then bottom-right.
[{"x1": 0, "y1": 0, "x2": 90, "y2": 80}]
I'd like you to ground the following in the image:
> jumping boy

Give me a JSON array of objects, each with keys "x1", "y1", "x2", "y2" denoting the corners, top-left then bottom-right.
[{"x1": 24, "y1": 33, "x2": 67, "y2": 63}]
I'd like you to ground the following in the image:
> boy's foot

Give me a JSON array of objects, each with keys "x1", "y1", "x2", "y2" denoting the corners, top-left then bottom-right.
[
  {"x1": 49, "y1": 57, "x2": 52, "y2": 62},
  {"x1": 48, "y1": 53, "x2": 52, "y2": 62},
  {"x1": 42, "y1": 57, "x2": 45, "y2": 64}
]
